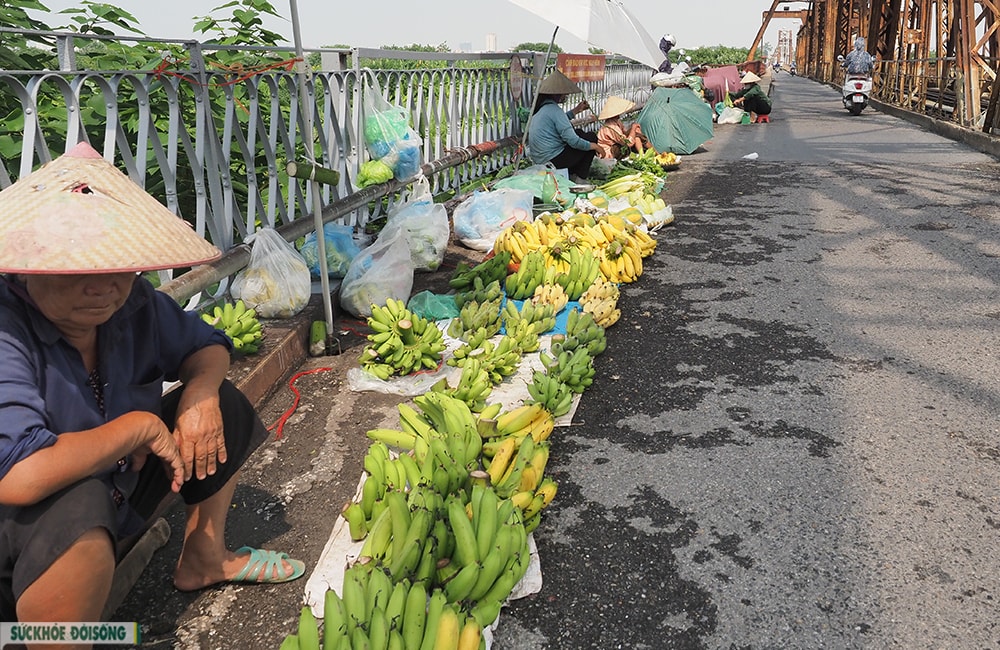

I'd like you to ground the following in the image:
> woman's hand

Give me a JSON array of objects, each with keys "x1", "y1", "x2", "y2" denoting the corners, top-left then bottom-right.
[
  {"x1": 131, "y1": 419, "x2": 185, "y2": 493},
  {"x1": 174, "y1": 345, "x2": 230, "y2": 482},
  {"x1": 173, "y1": 388, "x2": 226, "y2": 482},
  {"x1": 573, "y1": 100, "x2": 590, "y2": 115}
]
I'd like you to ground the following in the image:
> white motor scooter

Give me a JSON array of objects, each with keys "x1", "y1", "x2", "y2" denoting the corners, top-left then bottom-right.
[{"x1": 836, "y1": 55, "x2": 873, "y2": 115}]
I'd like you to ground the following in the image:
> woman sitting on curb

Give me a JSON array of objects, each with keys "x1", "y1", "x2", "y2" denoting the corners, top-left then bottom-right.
[
  {"x1": 0, "y1": 143, "x2": 304, "y2": 630},
  {"x1": 596, "y1": 96, "x2": 647, "y2": 160}
]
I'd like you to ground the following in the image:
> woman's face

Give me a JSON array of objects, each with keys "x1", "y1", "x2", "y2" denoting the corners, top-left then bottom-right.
[{"x1": 24, "y1": 273, "x2": 136, "y2": 332}]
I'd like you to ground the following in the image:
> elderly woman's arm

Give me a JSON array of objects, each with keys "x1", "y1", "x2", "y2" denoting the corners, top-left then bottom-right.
[
  {"x1": 0, "y1": 412, "x2": 184, "y2": 506},
  {"x1": 173, "y1": 344, "x2": 231, "y2": 482}
]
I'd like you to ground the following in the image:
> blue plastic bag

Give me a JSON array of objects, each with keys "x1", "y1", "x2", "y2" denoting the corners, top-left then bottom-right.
[{"x1": 299, "y1": 223, "x2": 362, "y2": 278}]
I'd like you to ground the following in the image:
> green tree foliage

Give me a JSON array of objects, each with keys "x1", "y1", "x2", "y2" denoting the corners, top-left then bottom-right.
[
  {"x1": 0, "y1": 0, "x2": 59, "y2": 70},
  {"x1": 682, "y1": 45, "x2": 751, "y2": 66},
  {"x1": 193, "y1": 0, "x2": 286, "y2": 47},
  {"x1": 512, "y1": 41, "x2": 563, "y2": 54}
]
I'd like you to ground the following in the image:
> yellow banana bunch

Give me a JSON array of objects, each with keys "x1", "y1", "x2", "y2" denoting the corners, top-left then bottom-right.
[
  {"x1": 531, "y1": 282, "x2": 568, "y2": 313},
  {"x1": 580, "y1": 276, "x2": 620, "y2": 305},
  {"x1": 492, "y1": 221, "x2": 539, "y2": 264},
  {"x1": 631, "y1": 227, "x2": 658, "y2": 258},
  {"x1": 582, "y1": 296, "x2": 621, "y2": 328},
  {"x1": 597, "y1": 237, "x2": 642, "y2": 284}
]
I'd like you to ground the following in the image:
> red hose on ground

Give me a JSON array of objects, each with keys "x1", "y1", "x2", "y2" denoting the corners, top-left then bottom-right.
[{"x1": 267, "y1": 366, "x2": 333, "y2": 439}]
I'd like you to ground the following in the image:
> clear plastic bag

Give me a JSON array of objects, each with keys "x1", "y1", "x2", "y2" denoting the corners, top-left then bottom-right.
[
  {"x1": 339, "y1": 227, "x2": 415, "y2": 318},
  {"x1": 380, "y1": 176, "x2": 450, "y2": 272},
  {"x1": 452, "y1": 188, "x2": 534, "y2": 252},
  {"x1": 299, "y1": 223, "x2": 363, "y2": 278},
  {"x1": 717, "y1": 106, "x2": 746, "y2": 124},
  {"x1": 231, "y1": 228, "x2": 311, "y2": 318},
  {"x1": 361, "y1": 73, "x2": 424, "y2": 183}
]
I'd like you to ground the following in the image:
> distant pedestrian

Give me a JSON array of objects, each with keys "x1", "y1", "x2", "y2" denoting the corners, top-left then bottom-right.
[{"x1": 658, "y1": 34, "x2": 676, "y2": 73}]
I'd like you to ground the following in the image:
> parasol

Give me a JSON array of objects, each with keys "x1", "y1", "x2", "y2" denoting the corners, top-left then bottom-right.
[
  {"x1": 508, "y1": 0, "x2": 662, "y2": 70},
  {"x1": 637, "y1": 87, "x2": 715, "y2": 155}
]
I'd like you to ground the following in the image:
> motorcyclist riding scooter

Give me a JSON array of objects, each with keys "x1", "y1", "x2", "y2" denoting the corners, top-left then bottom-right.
[{"x1": 838, "y1": 37, "x2": 876, "y2": 115}]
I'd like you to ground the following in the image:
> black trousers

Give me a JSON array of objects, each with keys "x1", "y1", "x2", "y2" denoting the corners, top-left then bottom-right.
[
  {"x1": 549, "y1": 130, "x2": 598, "y2": 179},
  {"x1": 0, "y1": 380, "x2": 267, "y2": 620}
]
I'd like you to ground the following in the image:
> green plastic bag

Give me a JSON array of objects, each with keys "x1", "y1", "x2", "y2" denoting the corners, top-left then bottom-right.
[
  {"x1": 493, "y1": 169, "x2": 560, "y2": 204},
  {"x1": 407, "y1": 290, "x2": 459, "y2": 321}
]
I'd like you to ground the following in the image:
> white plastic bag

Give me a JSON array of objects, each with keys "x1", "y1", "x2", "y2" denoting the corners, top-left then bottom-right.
[
  {"x1": 231, "y1": 228, "x2": 311, "y2": 318},
  {"x1": 717, "y1": 106, "x2": 746, "y2": 124},
  {"x1": 339, "y1": 228, "x2": 415, "y2": 318},
  {"x1": 452, "y1": 188, "x2": 534, "y2": 252},
  {"x1": 380, "y1": 176, "x2": 450, "y2": 272}
]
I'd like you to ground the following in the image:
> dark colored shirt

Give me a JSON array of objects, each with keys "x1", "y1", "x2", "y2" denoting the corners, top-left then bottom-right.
[
  {"x1": 0, "y1": 276, "x2": 231, "y2": 485},
  {"x1": 731, "y1": 83, "x2": 772, "y2": 108}
]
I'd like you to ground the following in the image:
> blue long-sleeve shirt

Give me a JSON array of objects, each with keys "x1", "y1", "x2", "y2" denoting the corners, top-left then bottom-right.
[
  {"x1": 0, "y1": 276, "x2": 231, "y2": 484},
  {"x1": 527, "y1": 100, "x2": 593, "y2": 165}
]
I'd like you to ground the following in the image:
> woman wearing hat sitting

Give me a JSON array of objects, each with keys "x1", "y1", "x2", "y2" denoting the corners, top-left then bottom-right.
[
  {"x1": 729, "y1": 71, "x2": 772, "y2": 121},
  {"x1": 526, "y1": 69, "x2": 601, "y2": 184},
  {"x1": 0, "y1": 143, "x2": 304, "y2": 626},
  {"x1": 596, "y1": 96, "x2": 647, "y2": 160}
]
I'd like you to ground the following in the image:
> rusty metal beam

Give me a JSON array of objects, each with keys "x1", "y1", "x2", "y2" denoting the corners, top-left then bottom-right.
[{"x1": 749, "y1": 0, "x2": 785, "y2": 61}]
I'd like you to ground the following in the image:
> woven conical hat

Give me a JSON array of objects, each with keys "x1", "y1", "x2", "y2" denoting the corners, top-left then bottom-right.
[
  {"x1": 598, "y1": 96, "x2": 636, "y2": 120},
  {"x1": 741, "y1": 72, "x2": 762, "y2": 84},
  {"x1": 537, "y1": 69, "x2": 582, "y2": 95},
  {"x1": 0, "y1": 142, "x2": 221, "y2": 274}
]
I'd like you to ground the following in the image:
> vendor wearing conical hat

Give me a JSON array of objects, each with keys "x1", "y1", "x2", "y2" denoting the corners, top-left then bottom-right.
[
  {"x1": 0, "y1": 142, "x2": 304, "y2": 623},
  {"x1": 526, "y1": 69, "x2": 601, "y2": 184},
  {"x1": 596, "y1": 96, "x2": 647, "y2": 160},
  {"x1": 729, "y1": 71, "x2": 772, "y2": 120}
]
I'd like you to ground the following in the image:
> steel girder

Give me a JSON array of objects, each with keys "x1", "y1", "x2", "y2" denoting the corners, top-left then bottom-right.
[{"x1": 788, "y1": 0, "x2": 1000, "y2": 125}]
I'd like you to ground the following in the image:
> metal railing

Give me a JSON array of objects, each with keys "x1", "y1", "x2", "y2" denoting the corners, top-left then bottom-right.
[{"x1": 1, "y1": 28, "x2": 652, "y2": 304}]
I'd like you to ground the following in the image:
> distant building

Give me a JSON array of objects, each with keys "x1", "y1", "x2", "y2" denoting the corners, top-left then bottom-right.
[{"x1": 486, "y1": 32, "x2": 497, "y2": 52}]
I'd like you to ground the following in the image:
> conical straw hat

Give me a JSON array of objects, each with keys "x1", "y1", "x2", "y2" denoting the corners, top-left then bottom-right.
[
  {"x1": 598, "y1": 96, "x2": 636, "y2": 120},
  {"x1": 741, "y1": 72, "x2": 762, "y2": 84},
  {"x1": 537, "y1": 69, "x2": 582, "y2": 95},
  {"x1": 0, "y1": 142, "x2": 221, "y2": 274}
]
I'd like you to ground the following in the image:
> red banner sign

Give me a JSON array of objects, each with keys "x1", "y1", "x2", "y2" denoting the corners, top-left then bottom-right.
[{"x1": 556, "y1": 54, "x2": 606, "y2": 82}]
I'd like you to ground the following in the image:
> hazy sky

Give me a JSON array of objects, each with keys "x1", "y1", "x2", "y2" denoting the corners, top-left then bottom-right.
[{"x1": 32, "y1": 0, "x2": 808, "y2": 54}]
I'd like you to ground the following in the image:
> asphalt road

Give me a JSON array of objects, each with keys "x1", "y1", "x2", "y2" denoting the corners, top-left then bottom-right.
[
  {"x1": 114, "y1": 75, "x2": 1000, "y2": 649},
  {"x1": 493, "y1": 75, "x2": 1000, "y2": 649}
]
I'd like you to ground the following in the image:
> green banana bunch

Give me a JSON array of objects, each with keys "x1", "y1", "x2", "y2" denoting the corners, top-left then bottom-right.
[
  {"x1": 359, "y1": 298, "x2": 446, "y2": 380},
  {"x1": 504, "y1": 316, "x2": 540, "y2": 354},
  {"x1": 454, "y1": 277, "x2": 503, "y2": 310},
  {"x1": 563, "y1": 308, "x2": 607, "y2": 356},
  {"x1": 430, "y1": 356, "x2": 493, "y2": 413},
  {"x1": 552, "y1": 246, "x2": 602, "y2": 301},
  {"x1": 449, "y1": 249, "x2": 511, "y2": 292},
  {"x1": 502, "y1": 298, "x2": 556, "y2": 336},
  {"x1": 200, "y1": 299, "x2": 263, "y2": 354},
  {"x1": 446, "y1": 296, "x2": 503, "y2": 342},
  {"x1": 503, "y1": 249, "x2": 546, "y2": 300},
  {"x1": 526, "y1": 369, "x2": 575, "y2": 417},
  {"x1": 538, "y1": 344, "x2": 595, "y2": 395}
]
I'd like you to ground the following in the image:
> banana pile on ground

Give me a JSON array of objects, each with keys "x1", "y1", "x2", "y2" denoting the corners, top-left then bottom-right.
[
  {"x1": 201, "y1": 299, "x2": 263, "y2": 354},
  {"x1": 359, "y1": 299, "x2": 446, "y2": 380},
  {"x1": 291, "y1": 171, "x2": 673, "y2": 649},
  {"x1": 285, "y1": 394, "x2": 548, "y2": 650}
]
